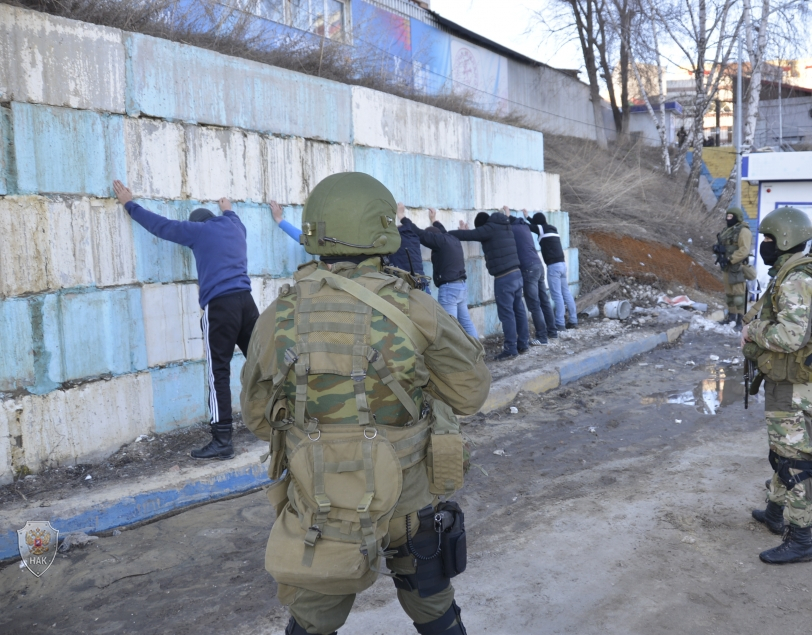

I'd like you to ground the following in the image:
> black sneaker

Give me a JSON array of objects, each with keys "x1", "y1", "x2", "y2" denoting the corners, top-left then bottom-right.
[
  {"x1": 548, "y1": 332, "x2": 559, "y2": 339},
  {"x1": 565, "y1": 322, "x2": 578, "y2": 329},
  {"x1": 495, "y1": 351, "x2": 518, "y2": 361}
]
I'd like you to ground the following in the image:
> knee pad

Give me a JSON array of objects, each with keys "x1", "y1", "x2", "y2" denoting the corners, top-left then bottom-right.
[
  {"x1": 285, "y1": 617, "x2": 336, "y2": 635},
  {"x1": 414, "y1": 601, "x2": 467, "y2": 635}
]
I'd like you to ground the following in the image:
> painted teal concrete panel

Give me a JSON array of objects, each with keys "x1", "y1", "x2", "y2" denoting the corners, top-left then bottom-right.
[
  {"x1": 0, "y1": 106, "x2": 13, "y2": 195},
  {"x1": 0, "y1": 298, "x2": 34, "y2": 391},
  {"x1": 238, "y1": 203, "x2": 309, "y2": 277},
  {"x1": 131, "y1": 199, "x2": 197, "y2": 284},
  {"x1": 567, "y1": 248, "x2": 579, "y2": 284},
  {"x1": 150, "y1": 362, "x2": 206, "y2": 433},
  {"x1": 465, "y1": 258, "x2": 486, "y2": 306},
  {"x1": 354, "y1": 147, "x2": 475, "y2": 209},
  {"x1": 470, "y1": 117, "x2": 544, "y2": 171},
  {"x1": 125, "y1": 33, "x2": 352, "y2": 143},
  {"x1": 43, "y1": 287, "x2": 148, "y2": 383},
  {"x1": 12, "y1": 103, "x2": 124, "y2": 196}
]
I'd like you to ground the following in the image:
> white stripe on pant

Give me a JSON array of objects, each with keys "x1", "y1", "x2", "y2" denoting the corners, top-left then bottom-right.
[{"x1": 202, "y1": 305, "x2": 219, "y2": 423}]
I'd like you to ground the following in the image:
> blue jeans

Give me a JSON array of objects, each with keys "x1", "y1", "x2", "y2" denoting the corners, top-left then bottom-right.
[
  {"x1": 547, "y1": 261, "x2": 577, "y2": 328},
  {"x1": 494, "y1": 270, "x2": 529, "y2": 354},
  {"x1": 437, "y1": 281, "x2": 478, "y2": 338},
  {"x1": 521, "y1": 263, "x2": 549, "y2": 342},
  {"x1": 536, "y1": 267, "x2": 558, "y2": 337}
]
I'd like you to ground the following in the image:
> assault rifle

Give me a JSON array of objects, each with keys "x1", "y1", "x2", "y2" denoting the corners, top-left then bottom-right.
[
  {"x1": 713, "y1": 234, "x2": 730, "y2": 269},
  {"x1": 405, "y1": 248, "x2": 431, "y2": 293}
]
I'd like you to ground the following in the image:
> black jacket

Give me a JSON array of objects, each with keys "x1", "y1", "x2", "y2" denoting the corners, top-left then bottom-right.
[
  {"x1": 401, "y1": 218, "x2": 467, "y2": 287},
  {"x1": 509, "y1": 216, "x2": 542, "y2": 270},
  {"x1": 449, "y1": 212, "x2": 520, "y2": 277},
  {"x1": 529, "y1": 221, "x2": 565, "y2": 266},
  {"x1": 389, "y1": 223, "x2": 425, "y2": 275}
]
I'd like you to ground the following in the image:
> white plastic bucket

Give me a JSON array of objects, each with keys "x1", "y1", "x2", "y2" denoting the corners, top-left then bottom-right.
[{"x1": 604, "y1": 300, "x2": 631, "y2": 320}]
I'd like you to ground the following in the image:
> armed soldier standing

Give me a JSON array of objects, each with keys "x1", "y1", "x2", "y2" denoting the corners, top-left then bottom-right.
[
  {"x1": 714, "y1": 207, "x2": 754, "y2": 331},
  {"x1": 241, "y1": 173, "x2": 490, "y2": 634},
  {"x1": 743, "y1": 207, "x2": 812, "y2": 564}
]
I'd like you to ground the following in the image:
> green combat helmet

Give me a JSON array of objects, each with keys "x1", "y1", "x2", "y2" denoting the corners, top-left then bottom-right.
[
  {"x1": 299, "y1": 172, "x2": 401, "y2": 257},
  {"x1": 758, "y1": 206, "x2": 812, "y2": 251},
  {"x1": 727, "y1": 207, "x2": 744, "y2": 223}
]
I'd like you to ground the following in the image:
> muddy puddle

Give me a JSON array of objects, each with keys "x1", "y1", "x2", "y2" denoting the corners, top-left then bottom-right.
[{"x1": 642, "y1": 363, "x2": 762, "y2": 414}]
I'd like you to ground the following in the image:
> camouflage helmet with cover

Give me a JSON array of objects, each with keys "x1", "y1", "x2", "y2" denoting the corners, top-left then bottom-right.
[
  {"x1": 726, "y1": 206, "x2": 744, "y2": 223},
  {"x1": 758, "y1": 206, "x2": 812, "y2": 251},
  {"x1": 299, "y1": 172, "x2": 401, "y2": 257}
]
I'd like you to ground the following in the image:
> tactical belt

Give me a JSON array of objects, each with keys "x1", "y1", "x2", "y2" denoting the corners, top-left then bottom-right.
[{"x1": 769, "y1": 449, "x2": 812, "y2": 490}]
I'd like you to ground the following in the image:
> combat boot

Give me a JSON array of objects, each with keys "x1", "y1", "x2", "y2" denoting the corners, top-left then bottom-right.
[
  {"x1": 752, "y1": 500, "x2": 786, "y2": 535},
  {"x1": 285, "y1": 617, "x2": 336, "y2": 635},
  {"x1": 759, "y1": 524, "x2": 812, "y2": 564},
  {"x1": 190, "y1": 421, "x2": 235, "y2": 460},
  {"x1": 734, "y1": 314, "x2": 743, "y2": 332},
  {"x1": 717, "y1": 313, "x2": 734, "y2": 325}
]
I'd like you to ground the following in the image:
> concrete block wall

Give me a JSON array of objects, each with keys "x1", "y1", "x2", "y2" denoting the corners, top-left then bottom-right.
[{"x1": 0, "y1": 5, "x2": 577, "y2": 481}]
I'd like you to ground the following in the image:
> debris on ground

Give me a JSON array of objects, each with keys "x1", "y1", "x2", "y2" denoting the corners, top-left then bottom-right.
[{"x1": 58, "y1": 532, "x2": 99, "y2": 553}]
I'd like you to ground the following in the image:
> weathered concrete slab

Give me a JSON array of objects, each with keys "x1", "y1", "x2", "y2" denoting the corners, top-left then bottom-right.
[
  {"x1": 184, "y1": 126, "x2": 264, "y2": 202},
  {"x1": 141, "y1": 283, "x2": 203, "y2": 368},
  {"x1": 250, "y1": 276, "x2": 295, "y2": 313},
  {"x1": 125, "y1": 33, "x2": 352, "y2": 142},
  {"x1": 352, "y1": 87, "x2": 471, "y2": 161},
  {"x1": 0, "y1": 5, "x2": 125, "y2": 112},
  {"x1": 150, "y1": 361, "x2": 206, "y2": 434},
  {"x1": 125, "y1": 118, "x2": 184, "y2": 199},
  {"x1": 239, "y1": 203, "x2": 309, "y2": 277},
  {"x1": 265, "y1": 136, "x2": 306, "y2": 204},
  {"x1": 16, "y1": 372, "x2": 154, "y2": 473},
  {"x1": 544, "y1": 172, "x2": 561, "y2": 211},
  {"x1": 89, "y1": 198, "x2": 138, "y2": 288},
  {"x1": 470, "y1": 117, "x2": 544, "y2": 171},
  {"x1": 0, "y1": 400, "x2": 13, "y2": 485},
  {"x1": 40, "y1": 288, "x2": 148, "y2": 385},
  {"x1": 0, "y1": 196, "x2": 48, "y2": 296},
  {"x1": 303, "y1": 140, "x2": 354, "y2": 196},
  {"x1": 12, "y1": 103, "x2": 125, "y2": 196},
  {"x1": 0, "y1": 106, "x2": 13, "y2": 195},
  {"x1": 475, "y1": 164, "x2": 547, "y2": 210},
  {"x1": 354, "y1": 147, "x2": 475, "y2": 209},
  {"x1": 0, "y1": 298, "x2": 35, "y2": 392}
]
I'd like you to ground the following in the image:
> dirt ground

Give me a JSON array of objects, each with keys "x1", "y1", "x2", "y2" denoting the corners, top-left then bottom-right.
[{"x1": 2, "y1": 328, "x2": 801, "y2": 635}]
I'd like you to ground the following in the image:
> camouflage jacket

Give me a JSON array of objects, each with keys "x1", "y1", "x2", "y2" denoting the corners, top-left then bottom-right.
[
  {"x1": 240, "y1": 258, "x2": 491, "y2": 441},
  {"x1": 749, "y1": 253, "x2": 812, "y2": 354},
  {"x1": 720, "y1": 222, "x2": 752, "y2": 267}
]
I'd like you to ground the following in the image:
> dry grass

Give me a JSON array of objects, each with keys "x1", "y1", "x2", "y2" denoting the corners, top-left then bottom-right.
[{"x1": 1, "y1": 0, "x2": 532, "y2": 130}]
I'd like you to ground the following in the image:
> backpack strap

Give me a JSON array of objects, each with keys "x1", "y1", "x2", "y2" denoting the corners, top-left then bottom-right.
[{"x1": 302, "y1": 269, "x2": 429, "y2": 352}]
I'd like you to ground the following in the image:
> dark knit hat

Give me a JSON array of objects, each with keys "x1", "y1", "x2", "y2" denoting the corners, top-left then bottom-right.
[
  {"x1": 474, "y1": 212, "x2": 490, "y2": 228},
  {"x1": 531, "y1": 212, "x2": 547, "y2": 226},
  {"x1": 189, "y1": 208, "x2": 215, "y2": 223}
]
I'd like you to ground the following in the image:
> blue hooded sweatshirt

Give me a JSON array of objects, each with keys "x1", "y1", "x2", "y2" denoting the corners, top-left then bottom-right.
[{"x1": 125, "y1": 201, "x2": 252, "y2": 308}]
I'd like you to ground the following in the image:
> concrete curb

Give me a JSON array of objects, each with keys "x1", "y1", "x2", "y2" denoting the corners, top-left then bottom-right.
[
  {"x1": 0, "y1": 441, "x2": 271, "y2": 561},
  {"x1": 481, "y1": 323, "x2": 689, "y2": 414},
  {"x1": 1, "y1": 323, "x2": 689, "y2": 561}
]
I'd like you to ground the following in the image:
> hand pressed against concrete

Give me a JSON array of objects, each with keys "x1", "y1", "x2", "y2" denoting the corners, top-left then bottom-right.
[
  {"x1": 218, "y1": 197, "x2": 232, "y2": 212},
  {"x1": 270, "y1": 200, "x2": 284, "y2": 224},
  {"x1": 459, "y1": 219, "x2": 470, "y2": 230},
  {"x1": 429, "y1": 207, "x2": 437, "y2": 224},
  {"x1": 522, "y1": 208, "x2": 529, "y2": 218},
  {"x1": 113, "y1": 180, "x2": 132, "y2": 205},
  {"x1": 396, "y1": 202, "x2": 406, "y2": 222},
  {"x1": 501, "y1": 205, "x2": 511, "y2": 215}
]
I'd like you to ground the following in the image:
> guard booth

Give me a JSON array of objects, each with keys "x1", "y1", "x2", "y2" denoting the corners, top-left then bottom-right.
[{"x1": 742, "y1": 151, "x2": 812, "y2": 289}]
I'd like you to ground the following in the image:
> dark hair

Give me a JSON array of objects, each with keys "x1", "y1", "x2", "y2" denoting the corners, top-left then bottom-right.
[
  {"x1": 189, "y1": 208, "x2": 215, "y2": 223},
  {"x1": 474, "y1": 212, "x2": 490, "y2": 228},
  {"x1": 531, "y1": 212, "x2": 547, "y2": 226},
  {"x1": 424, "y1": 226, "x2": 441, "y2": 234}
]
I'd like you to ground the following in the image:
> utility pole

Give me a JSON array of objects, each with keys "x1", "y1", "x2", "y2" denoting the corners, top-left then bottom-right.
[
  {"x1": 715, "y1": 98, "x2": 721, "y2": 146},
  {"x1": 735, "y1": 35, "x2": 742, "y2": 209}
]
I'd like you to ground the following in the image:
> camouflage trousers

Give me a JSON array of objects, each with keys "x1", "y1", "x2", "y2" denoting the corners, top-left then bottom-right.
[
  {"x1": 278, "y1": 510, "x2": 458, "y2": 634},
  {"x1": 764, "y1": 380, "x2": 812, "y2": 528},
  {"x1": 722, "y1": 272, "x2": 746, "y2": 315}
]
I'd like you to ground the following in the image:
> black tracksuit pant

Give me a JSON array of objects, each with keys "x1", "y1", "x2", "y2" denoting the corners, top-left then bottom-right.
[{"x1": 201, "y1": 291, "x2": 259, "y2": 426}]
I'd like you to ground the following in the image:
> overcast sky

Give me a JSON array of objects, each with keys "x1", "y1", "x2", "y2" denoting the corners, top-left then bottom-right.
[{"x1": 430, "y1": 0, "x2": 583, "y2": 70}]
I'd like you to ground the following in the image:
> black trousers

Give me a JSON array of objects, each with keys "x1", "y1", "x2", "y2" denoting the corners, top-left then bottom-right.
[{"x1": 201, "y1": 291, "x2": 259, "y2": 425}]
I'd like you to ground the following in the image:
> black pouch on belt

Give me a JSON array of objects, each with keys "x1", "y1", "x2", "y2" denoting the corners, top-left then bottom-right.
[{"x1": 436, "y1": 500, "x2": 467, "y2": 577}]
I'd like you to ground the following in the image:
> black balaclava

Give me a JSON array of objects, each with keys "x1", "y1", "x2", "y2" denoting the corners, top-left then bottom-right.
[
  {"x1": 531, "y1": 212, "x2": 547, "y2": 226},
  {"x1": 726, "y1": 215, "x2": 737, "y2": 227},
  {"x1": 760, "y1": 236, "x2": 805, "y2": 266},
  {"x1": 474, "y1": 212, "x2": 490, "y2": 228},
  {"x1": 189, "y1": 208, "x2": 215, "y2": 223}
]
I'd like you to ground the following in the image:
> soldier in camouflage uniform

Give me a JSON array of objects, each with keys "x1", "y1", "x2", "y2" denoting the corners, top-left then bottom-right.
[
  {"x1": 716, "y1": 207, "x2": 753, "y2": 331},
  {"x1": 241, "y1": 173, "x2": 490, "y2": 633},
  {"x1": 743, "y1": 207, "x2": 812, "y2": 564}
]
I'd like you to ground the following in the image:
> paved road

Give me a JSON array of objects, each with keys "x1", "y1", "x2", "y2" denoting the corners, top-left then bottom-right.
[{"x1": 1, "y1": 330, "x2": 799, "y2": 634}]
